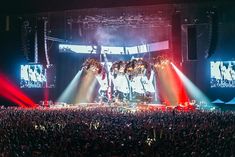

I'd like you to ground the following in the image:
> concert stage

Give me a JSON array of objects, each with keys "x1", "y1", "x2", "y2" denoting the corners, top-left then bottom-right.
[{"x1": 49, "y1": 102, "x2": 195, "y2": 112}]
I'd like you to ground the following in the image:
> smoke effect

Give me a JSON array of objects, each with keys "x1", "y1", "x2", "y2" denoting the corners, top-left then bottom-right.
[{"x1": 94, "y1": 27, "x2": 116, "y2": 46}]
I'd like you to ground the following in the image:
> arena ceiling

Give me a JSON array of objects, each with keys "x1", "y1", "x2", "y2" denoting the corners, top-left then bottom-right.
[{"x1": 0, "y1": 0, "x2": 232, "y2": 14}]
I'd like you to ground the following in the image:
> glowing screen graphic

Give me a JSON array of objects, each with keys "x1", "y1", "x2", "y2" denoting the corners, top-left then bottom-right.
[
  {"x1": 211, "y1": 61, "x2": 235, "y2": 88},
  {"x1": 20, "y1": 64, "x2": 56, "y2": 88}
]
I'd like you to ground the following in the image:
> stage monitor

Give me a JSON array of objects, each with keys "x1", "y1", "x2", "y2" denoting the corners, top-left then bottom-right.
[
  {"x1": 20, "y1": 64, "x2": 56, "y2": 88},
  {"x1": 210, "y1": 61, "x2": 235, "y2": 88}
]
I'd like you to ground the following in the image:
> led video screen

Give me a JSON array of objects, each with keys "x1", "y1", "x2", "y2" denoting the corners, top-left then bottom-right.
[
  {"x1": 20, "y1": 64, "x2": 56, "y2": 88},
  {"x1": 210, "y1": 61, "x2": 235, "y2": 88},
  {"x1": 59, "y1": 41, "x2": 169, "y2": 55}
]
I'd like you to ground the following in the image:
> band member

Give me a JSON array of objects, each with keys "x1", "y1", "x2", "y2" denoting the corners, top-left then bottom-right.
[
  {"x1": 141, "y1": 69, "x2": 155, "y2": 93},
  {"x1": 129, "y1": 74, "x2": 145, "y2": 94},
  {"x1": 111, "y1": 61, "x2": 130, "y2": 101}
]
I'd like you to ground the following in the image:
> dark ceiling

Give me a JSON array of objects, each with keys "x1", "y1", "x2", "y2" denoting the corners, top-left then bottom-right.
[{"x1": 0, "y1": 0, "x2": 231, "y2": 14}]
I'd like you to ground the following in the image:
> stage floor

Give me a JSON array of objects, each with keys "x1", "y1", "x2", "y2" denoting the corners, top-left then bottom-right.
[{"x1": 49, "y1": 102, "x2": 178, "y2": 112}]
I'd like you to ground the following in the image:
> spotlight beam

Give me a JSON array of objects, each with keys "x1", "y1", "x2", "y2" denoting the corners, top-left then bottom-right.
[
  {"x1": 75, "y1": 71, "x2": 97, "y2": 103},
  {"x1": 0, "y1": 74, "x2": 36, "y2": 108},
  {"x1": 57, "y1": 69, "x2": 83, "y2": 103},
  {"x1": 171, "y1": 63, "x2": 212, "y2": 106},
  {"x1": 0, "y1": 91, "x2": 27, "y2": 108},
  {"x1": 154, "y1": 62, "x2": 189, "y2": 106}
]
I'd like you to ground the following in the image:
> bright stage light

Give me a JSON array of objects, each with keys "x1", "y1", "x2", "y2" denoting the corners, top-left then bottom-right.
[
  {"x1": 85, "y1": 76, "x2": 97, "y2": 103},
  {"x1": 154, "y1": 63, "x2": 189, "y2": 106},
  {"x1": 75, "y1": 71, "x2": 97, "y2": 103},
  {"x1": 0, "y1": 91, "x2": 27, "y2": 108},
  {"x1": 0, "y1": 74, "x2": 36, "y2": 108},
  {"x1": 57, "y1": 69, "x2": 83, "y2": 103},
  {"x1": 171, "y1": 63, "x2": 213, "y2": 108}
]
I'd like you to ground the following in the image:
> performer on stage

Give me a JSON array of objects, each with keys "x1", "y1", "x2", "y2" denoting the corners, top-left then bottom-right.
[
  {"x1": 111, "y1": 61, "x2": 130, "y2": 101},
  {"x1": 82, "y1": 58, "x2": 109, "y2": 102},
  {"x1": 141, "y1": 68, "x2": 156, "y2": 102},
  {"x1": 141, "y1": 69, "x2": 155, "y2": 92},
  {"x1": 125, "y1": 58, "x2": 147, "y2": 101}
]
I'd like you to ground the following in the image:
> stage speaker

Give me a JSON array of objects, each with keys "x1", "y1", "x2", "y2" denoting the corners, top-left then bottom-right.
[
  {"x1": 187, "y1": 26, "x2": 197, "y2": 60},
  {"x1": 21, "y1": 20, "x2": 35, "y2": 62},
  {"x1": 5, "y1": 16, "x2": 10, "y2": 31},
  {"x1": 171, "y1": 12, "x2": 182, "y2": 64},
  {"x1": 206, "y1": 9, "x2": 218, "y2": 58},
  {"x1": 37, "y1": 19, "x2": 47, "y2": 64}
]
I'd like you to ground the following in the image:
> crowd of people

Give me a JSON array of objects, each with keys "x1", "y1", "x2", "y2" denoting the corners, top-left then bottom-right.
[{"x1": 0, "y1": 107, "x2": 234, "y2": 157}]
